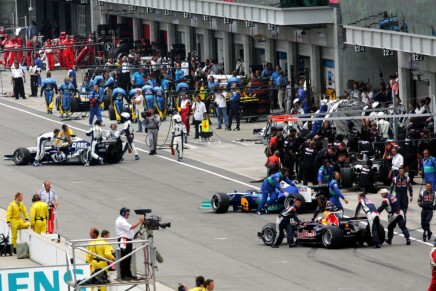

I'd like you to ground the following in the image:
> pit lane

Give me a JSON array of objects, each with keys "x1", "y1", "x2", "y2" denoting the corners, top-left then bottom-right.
[{"x1": 0, "y1": 97, "x2": 431, "y2": 290}]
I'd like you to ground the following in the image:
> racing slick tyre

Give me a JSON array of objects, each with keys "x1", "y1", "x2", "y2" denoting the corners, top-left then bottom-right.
[
  {"x1": 322, "y1": 226, "x2": 344, "y2": 249},
  {"x1": 260, "y1": 223, "x2": 278, "y2": 246},
  {"x1": 340, "y1": 167, "x2": 353, "y2": 189},
  {"x1": 110, "y1": 46, "x2": 129, "y2": 60},
  {"x1": 13, "y1": 147, "x2": 32, "y2": 165},
  {"x1": 55, "y1": 95, "x2": 62, "y2": 111},
  {"x1": 70, "y1": 96, "x2": 79, "y2": 113},
  {"x1": 103, "y1": 93, "x2": 111, "y2": 110},
  {"x1": 284, "y1": 193, "x2": 305, "y2": 212},
  {"x1": 108, "y1": 105, "x2": 116, "y2": 121},
  {"x1": 211, "y1": 193, "x2": 230, "y2": 213},
  {"x1": 365, "y1": 222, "x2": 386, "y2": 246}
]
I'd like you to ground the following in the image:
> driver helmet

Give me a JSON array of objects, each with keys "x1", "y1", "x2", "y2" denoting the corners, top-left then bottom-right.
[
  {"x1": 172, "y1": 114, "x2": 182, "y2": 123},
  {"x1": 120, "y1": 112, "x2": 130, "y2": 120},
  {"x1": 372, "y1": 101, "x2": 380, "y2": 109},
  {"x1": 321, "y1": 99, "x2": 328, "y2": 105},
  {"x1": 293, "y1": 98, "x2": 300, "y2": 105}
]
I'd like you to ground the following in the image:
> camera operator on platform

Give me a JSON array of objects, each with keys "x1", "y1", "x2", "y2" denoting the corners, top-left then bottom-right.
[{"x1": 115, "y1": 207, "x2": 144, "y2": 281}]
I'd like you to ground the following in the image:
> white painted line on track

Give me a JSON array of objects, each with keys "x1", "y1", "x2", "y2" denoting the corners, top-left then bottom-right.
[
  {"x1": 0, "y1": 101, "x2": 260, "y2": 189},
  {"x1": 1, "y1": 101, "x2": 433, "y2": 247}
]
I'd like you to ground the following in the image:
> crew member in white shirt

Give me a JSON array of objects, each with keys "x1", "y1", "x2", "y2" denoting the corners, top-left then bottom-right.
[
  {"x1": 390, "y1": 147, "x2": 404, "y2": 179},
  {"x1": 115, "y1": 207, "x2": 144, "y2": 281},
  {"x1": 11, "y1": 61, "x2": 26, "y2": 99},
  {"x1": 191, "y1": 94, "x2": 207, "y2": 139}
]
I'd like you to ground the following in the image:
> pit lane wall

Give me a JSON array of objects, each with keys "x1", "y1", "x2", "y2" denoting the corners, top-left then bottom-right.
[{"x1": 0, "y1": 208, "x2": 171, "y2": 291}]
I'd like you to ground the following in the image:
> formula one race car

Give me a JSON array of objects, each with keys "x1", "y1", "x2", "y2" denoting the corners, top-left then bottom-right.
[
  {"x1": 4, "y1": 135, "x2": 123, "y2": 166},
  {"x1": 258, "y1": 209, "x2": 385, "y2": 249},
  {"x1": 208, "y1": 183, "x2": 317, "y2": 214}
]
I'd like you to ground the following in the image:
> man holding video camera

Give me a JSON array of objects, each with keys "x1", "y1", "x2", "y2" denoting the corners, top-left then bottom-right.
[{"x1": 115, "y1": 207, "x2": 144, "y2": 281}]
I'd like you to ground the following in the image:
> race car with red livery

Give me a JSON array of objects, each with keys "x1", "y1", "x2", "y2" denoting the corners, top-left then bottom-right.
[{"x1": 258, "y1": 209, "x2": 385, "y2": 249}]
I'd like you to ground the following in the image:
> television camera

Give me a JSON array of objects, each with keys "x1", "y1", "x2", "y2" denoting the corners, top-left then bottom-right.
[{"x1": 134, "y1": 209, "x2": 171, "y2": 231}]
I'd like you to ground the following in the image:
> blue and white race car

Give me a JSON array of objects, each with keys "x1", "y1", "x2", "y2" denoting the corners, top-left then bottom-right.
[
  {"x1": 4, "y1": 135, "x2": 123, "y2": 166},
  {"x1": 208, "y1": 182, "x2": 316, "y2": 214}
]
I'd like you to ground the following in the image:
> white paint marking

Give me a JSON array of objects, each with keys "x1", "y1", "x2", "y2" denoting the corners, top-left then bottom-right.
[{"x1": 213, "y1": 237, "x2": 228, "y2": 240}]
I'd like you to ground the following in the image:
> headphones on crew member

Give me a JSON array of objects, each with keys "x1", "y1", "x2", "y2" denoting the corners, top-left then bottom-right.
[{"x1": 120, "y1": 207, "x2": 129, "y2": 217}]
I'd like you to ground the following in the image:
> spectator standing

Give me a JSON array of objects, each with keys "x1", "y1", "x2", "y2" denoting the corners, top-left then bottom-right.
[
  {"x1": 38, "y1": 180, "x2": 58, "y2": 234},
  {"x1": 28, "y1": 60, "x2": 40, "y2": 97},
  {"x1": 11, "y1": 61, "x2": 26, "y2": 99},
  {"x1": 213, "y1": 86, "x2": 228, "y2": 129},
  {"x1": 275, "y1": 70, "x2": 288, "y2": 112},
  {"x1": 226, "y1": 84, "x2": 241, "y2": 131},
  {"x1": 115, "y1": 207, "x2": 144, "y2": 281},
  {"x1": 134, "y1": 89, "x2": 145, "y2": 132},
  {"x1": 192, "y1": 95, "x2": 207, "y2": 139},
  {"x1": 6, "y1": 192, "x2": 30, "y2": 252}
]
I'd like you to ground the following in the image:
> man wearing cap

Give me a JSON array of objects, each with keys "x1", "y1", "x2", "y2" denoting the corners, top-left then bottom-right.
[
  {"x1": 30, "y1": 194, "x2": 49, "y2": 235},
  {"x1": 377, "y1": 188, "x2": 411, "y2": 245},
  {"x1": 115, "y1": 208, "x2": 144, "y2": 280}
]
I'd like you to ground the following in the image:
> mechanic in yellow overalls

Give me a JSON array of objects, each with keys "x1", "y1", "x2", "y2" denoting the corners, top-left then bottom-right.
[
  {"x1": 86, "y1": 228, "x2": 115, "y2": 291},
  {"x1": 55, "y1": 124, "x2": 74, "y2": 157},
  {"x1": 30, "y1": 194, "x2": 49, "y2": 234},
  {"x1": 6, "y1": 192, "x2": 30, "y2": 251}
]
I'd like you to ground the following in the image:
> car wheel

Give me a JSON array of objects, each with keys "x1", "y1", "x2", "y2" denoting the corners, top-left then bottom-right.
[
  {"x1": 284, "y1": 193, "x2": 305, "y2": 212},
  {"x1": 322, "y1": 226, "x2": 344, "y2": 249},
  {"x1": 211, "y1": 193, "x2": 230, "y2": 213},
  {"x1": 365, "y1": 221, "x2": 386, "y2": 246},
  {"x1": 340, "y1": 167, "x2": 353, "y2": 188},
  {"x1": 13, "y1": 147, "x2": 32, "y2": 165},
  {"x1": 103, "y1": 93, "x2": 111, "y2": 110},
  {"x1": 108, "y1": 105, "x2": 116, "y2": 121},
  {"x1": 261, "y1": 223, "x2": 277, "y2": 246},
  {"x1": 70, "y1": 96, "x2": 79, "y2": 112}
]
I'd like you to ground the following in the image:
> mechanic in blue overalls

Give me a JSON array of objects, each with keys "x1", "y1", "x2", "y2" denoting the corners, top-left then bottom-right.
[
  {"x1": 226, "y1": 71, "x2": 241, "y2": 89},
  {"x1": 88, "y1": 84, "x2": 103, "y2": 127},
  {"x1": 154, "y1": 82, "x2": 166, "y2": 119},
  {"x1": 142, "y1": 83, "x2": 154, "y2": 110},
  {"x1": 418, "y1": 182, "x2": 436, "y2": 242},
  {"x1": 420, "y1": 149, "x2": 436, "y2": 192},
  {"x1": 257, "y1": 168, "x2": 296, "y2": 215},
  {"x1": 93, "y1": 75, "x2": 105, "y2": 110},
  {"x1": 131, "y1": 67, "x2": 145, "y2": 88},
  {"x1": 40, "y1": 71, "x2": 58, "y2": 114},
  {"x1": 58, "y1": 77, "x2": 75, "y2": 117},
  {"x1": 112, "y1": 86, "x2": 128, "y2": 124},
  {"x1": 161, "y1": 75, "x2": 171, "y2": 109},
  {"x1": 328, "y1": 171, "x2": 349, "y2": 211},
  {"x1": 103, "y1": 71, "x2": 115, "y2": 103},
  {"x1": 297, "y1": 80, "x2": 308, "y2": 113},
  {"x1": 318, "y1": 159, "x2": 333, "y2": 197},
  {"x1": 68, "y1": 66, "x2": 77, "y2": 89}
]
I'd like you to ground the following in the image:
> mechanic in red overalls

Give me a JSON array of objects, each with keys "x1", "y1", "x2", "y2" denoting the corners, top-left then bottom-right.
[
  {"x1": 180, "y1": 93, "x2": 191, "y2": 135},
  {"x1": 64, "y1": 35, "x2": 76, "y2": 70},
  {"x1": 7, "y1": 37, "x2": 18, "y2": 68},
  {"x1": 44, "y1": 39, "x2": 55, "y2": 71},
  {"x1": 58, "y1": 32, "x2": 66, "y2": 68},
  {"x1": 2, "y1": 34, "x2": 10, "y2": 66},
  {"x1": 429, "y1": 240, "x2": 436, "y2": 291},
  {"x1": 16, "y1": 37, "x2": 23, "y2": 64}
]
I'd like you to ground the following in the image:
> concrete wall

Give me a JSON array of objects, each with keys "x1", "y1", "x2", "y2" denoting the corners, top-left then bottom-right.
[{"x1": 0, "y1": 0, "x2": 15, "y2": 27}]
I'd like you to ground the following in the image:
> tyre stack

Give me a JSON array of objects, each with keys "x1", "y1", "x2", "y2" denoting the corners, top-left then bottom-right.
[{"x1": 250, "y1": 78, "x2": 270, "y2": 115}]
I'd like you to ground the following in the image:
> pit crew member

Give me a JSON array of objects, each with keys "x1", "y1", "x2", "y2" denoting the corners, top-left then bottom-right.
[
  {"x1": 40, "y1": 71, "x2": 58, "y2": 114},
  {"x1": 354, "y1": 193, "x2": 381, "y2": 248},
  {"x1": 328, "y1": 171, "x2": 349, "y2": 211},
  {"x1": 58, "y1": 77, "x2": 75, "y2": 117},
  {"x1": 418, "y1": 182, "x2": 436, "y2": 242},
  {"x1": 271, "y1": 198, "x2": 302, "y2": 248},
  {"x1": 120, "y1": 112, "x2": 140, "y2": 161},
  {"x1": 6, "y1": 192, "x2": 30, "y2": 252},
  {"x1": 390, "y1": 167, "x2": 413, "y2": 215},
  {"x1": 420, "y1": 149, "x2": 436, "y2": 192},
  {"x1": 112, "y1": 86, "x2": 128, "y2": 124},
  {"x1": 377, "y1": 188, "x2": 411, "y2": 245},
  {"x1": 30, "y1": 194, "x2": 49, "y2": 235},
  {"x1": 85, "y1": 120, "x2": 104, "y2": 166},
  {"x1": 33, "y1": 129, "x2": 60, "y2": 166},
  {"x1": 144, "y1": 108, "x2": 160, "y2": 155},
  {"x1": 257, "y1": 168, "x2": 296, "y2": 215},
  {"x1": 171, "y1": 113, "x2": 187, "y2": 162}
]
